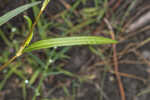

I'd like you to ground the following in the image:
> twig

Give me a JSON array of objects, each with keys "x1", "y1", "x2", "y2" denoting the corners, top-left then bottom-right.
[{"x1": 104, "y1": 18, "x2": 126, "y2": 100}]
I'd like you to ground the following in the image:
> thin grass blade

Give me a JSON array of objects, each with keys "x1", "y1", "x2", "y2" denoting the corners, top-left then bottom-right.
[
  {"x1": 0, "y1": 1, "x2": 41, "y2": 26},
  {"x1": 24, "y1": 36, "x2": 117, "y2": 52}
]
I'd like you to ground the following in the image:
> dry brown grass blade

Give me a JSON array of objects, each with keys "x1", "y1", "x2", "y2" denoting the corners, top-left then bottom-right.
[
  {"x1": 109, "y1": 70, "x2": 147, "y2": 83},
  {"x1": 90, "y1": 60, "x2": 147, "y2": 83},
  {"x1": 120, "y1": 25, "x2": 150, "y2": 42},
  {"x1": 123, "y1": 5, "x2": 150, "y2": 32},
  {"x1": 119, "y1": 36, "x2": 150, "y2": 59},
  {"x1": 104, "y1": 18, "x2": 126, "y2": 100},
  {"x1": 59, "y1": 0, "x2": 78, "y2": 16},
  {"x1": 133, "y1": 50, "x2": 150, "y2": 67},
  {"x1": 112, "y1": 0, "x2": 121, "y2": 11}
]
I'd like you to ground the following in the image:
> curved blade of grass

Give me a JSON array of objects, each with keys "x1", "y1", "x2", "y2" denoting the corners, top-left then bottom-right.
[
  {"x1": 24, "y1": 15, "x2": 32, "y2": 29},
  {"x1": 24, "y1": 36, "x2": 117, "y2": 52},
  {"x1": 0, "y1": 1, "x2": 41, "y2": 26}
]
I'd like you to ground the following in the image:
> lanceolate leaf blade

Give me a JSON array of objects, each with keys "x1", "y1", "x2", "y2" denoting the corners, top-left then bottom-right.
[
  {"x1": 0, "y1": 1, "x2": 41, "y2": 26},
  {"x1": 24, "y1": 36, "x2": 117, "y2": 52}
]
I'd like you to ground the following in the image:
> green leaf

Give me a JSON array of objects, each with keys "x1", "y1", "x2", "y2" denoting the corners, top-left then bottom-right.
[
  {"x1": 0, "y1": 1, "x2": 41, "y2": 26},
  {"x1": 24, "y1": 36, "x2": 117, "y2": 52},
  {"x1": 24, "y1": 15, "x2": 32, "y2": 29}
]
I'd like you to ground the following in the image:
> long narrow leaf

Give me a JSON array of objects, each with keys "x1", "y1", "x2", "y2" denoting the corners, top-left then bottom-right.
[
  {"x1": 24, "y1": 36, "x2": 117, "y2": 52},
  {"x1": 0, "y1": 1, "x2": 41, "y2": 26}
]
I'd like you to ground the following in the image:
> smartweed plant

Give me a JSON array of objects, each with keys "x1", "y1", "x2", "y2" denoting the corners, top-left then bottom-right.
[{"x1": 0, "y1": 0, "x2": 117, "y2": 71}]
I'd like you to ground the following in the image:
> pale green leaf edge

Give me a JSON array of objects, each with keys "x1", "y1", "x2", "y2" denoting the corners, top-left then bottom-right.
[
  {"x1": 24, "y1": 36, "x2": 117, "y2": 52},
  {"x1": 0, "y1": 1, "x2": 41, "y2": 26}
]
